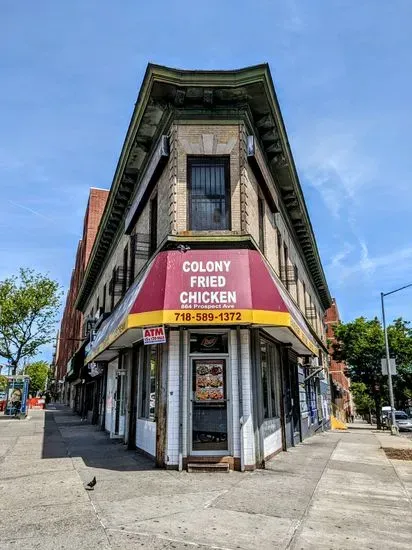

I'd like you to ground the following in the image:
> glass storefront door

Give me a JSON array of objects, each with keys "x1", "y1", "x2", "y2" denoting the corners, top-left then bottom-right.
[{"x1": 189, "y1": 332, "x2": 229, "y2": 455}]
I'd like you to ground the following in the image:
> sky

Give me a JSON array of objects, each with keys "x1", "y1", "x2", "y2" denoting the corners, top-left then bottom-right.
[{"x1": 1, "y1": 1, "x2": 412, "y2": 362}]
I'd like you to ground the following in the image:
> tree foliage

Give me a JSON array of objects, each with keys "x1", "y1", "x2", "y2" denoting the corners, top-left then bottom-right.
[
  {"x1": 0, "y1": 269, "x2": 61, "y2": 374},
  {"x1": 333, "y1": 316, "x2": 412, "y2": 427},
  {"x1": 0, "y1": 374, "x2": 8, "y2": 392},
  {"x1": 25, "y1": 361, "x2": 50, "y2": 394},
  {"x1": 387, "y1": 319, "x2": 412, "y2": 408},
  {"x1": 350, "y1": 382, "x2": 374, "y2": 417}
]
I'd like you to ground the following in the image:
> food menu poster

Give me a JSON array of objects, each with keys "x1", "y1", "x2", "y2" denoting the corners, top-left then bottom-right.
[{"x1": 194, "y1": 359, "x2": 225, "y2": 401}]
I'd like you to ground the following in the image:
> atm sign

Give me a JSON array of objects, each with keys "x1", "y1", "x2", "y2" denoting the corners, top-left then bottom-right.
[{"x1": 143, "y1": 326, "x2": 166, "y2": 345}]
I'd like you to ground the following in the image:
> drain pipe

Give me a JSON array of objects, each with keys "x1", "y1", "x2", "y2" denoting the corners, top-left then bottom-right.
[
  {"x1": 178, "y1": 327, "x2": 184, "y2": 471},
  {"x1": 237, "y1": 326, "x2": 245, "y2": 472}
]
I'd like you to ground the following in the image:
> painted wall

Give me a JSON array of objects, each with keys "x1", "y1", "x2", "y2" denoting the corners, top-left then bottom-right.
[
  {"x1": 136, "y1": 419, "x2": 156, "y2": 457},
  {"x1": 105, "y1": 358, "x2": 118, "y2": 433}
]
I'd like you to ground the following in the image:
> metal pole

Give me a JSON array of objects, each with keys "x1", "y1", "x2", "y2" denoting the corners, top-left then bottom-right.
[{"x1": 380, "y1": 292, "x2": 398, "y2": 435}]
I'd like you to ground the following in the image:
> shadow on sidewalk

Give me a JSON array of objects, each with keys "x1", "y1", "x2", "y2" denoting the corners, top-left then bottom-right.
[{"x1": 42, "y1": 405, "x2": 155, "y2": 472}]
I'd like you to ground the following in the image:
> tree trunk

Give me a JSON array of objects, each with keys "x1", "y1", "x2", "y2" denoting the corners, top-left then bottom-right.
[
  {"x1": 11, "y1": 360, "x2": 18, "y2": 376},
  {"x1": 374, "y1": 392, "x2": 382, "y2": 430}
]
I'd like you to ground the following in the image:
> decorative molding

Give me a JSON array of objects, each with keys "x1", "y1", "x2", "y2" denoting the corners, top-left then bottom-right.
[{"x1": 179, "y1": 133, "x2": 237, "y2": 155}]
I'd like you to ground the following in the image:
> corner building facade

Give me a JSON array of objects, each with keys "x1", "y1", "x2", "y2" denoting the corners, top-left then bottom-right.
[{"x1": 76, "y1": 64, "x2": 332, "y2": 470}]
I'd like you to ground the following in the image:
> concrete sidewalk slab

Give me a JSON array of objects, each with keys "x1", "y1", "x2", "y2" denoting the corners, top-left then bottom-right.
[
  {"x1": 1, "y1": 408, "x2": 411, "y2": 549},
  {"x1": 374, "y1": 431, "x2": 412, "y2": 449}
]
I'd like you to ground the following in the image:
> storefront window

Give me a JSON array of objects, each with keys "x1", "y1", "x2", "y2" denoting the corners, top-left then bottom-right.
[
  {"x1": 190, "y1": 333, "x2": 228, "y2": 354},
  {"x1": 260, "y1": 337, "x2": 280, "y2": 419},
  {"x1": 261, "y1": 341, "x2": 269, "y2": 418},
  {"x1": 139, "y1": 345, "x2": 158, "y2": 421}
]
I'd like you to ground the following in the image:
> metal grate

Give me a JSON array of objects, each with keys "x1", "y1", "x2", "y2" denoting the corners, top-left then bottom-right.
[
  {"x1": 133, "y1": 232, "x2": 151, "y2": 260},
  {"x1": 280, "y1": 266, "x2": 296, "y2": 286},
  {"x1": 305, "y1": 306, "x2": 317, "y2": 320},
  {"x1": 188, "y1": 157, "x2": 230, "y2": 231}
]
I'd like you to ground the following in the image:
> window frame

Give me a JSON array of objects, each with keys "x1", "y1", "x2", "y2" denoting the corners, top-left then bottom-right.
[
  {"x1": 294, "y1": 265, "x2": 299, "y2": 305},
  {"x1": 122, "y1": 243, "x2": 129, "y2": 297},
  {"x1": 260, "y1": 337, "x2": 281, "y2": 420},
  {"x1": 276, "y1": 229, "x2": 282, "y2": 277},
  {"x1": 139, "y1": 344, "x2": 159, "y2": 421},
  {"x1": 258, "y1": 195, "x2": 265, "y2": 252},
  {"x1": 102, "y1": 283, "x2": 106, "y2": 313},
  {"x1": 149, "y1": 194, "x2": 158, "y2": 256},
  {"x1": 187, "y1": 156, "x2": 231, "y2": 231},
  {"x1": 129, "y1": 234, "x2": 136, "y2": 287}
]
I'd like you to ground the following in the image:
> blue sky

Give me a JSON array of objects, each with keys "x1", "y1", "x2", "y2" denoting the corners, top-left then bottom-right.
[{"x1": 1, "y1": 1, "x2": 412, "y2": 361}]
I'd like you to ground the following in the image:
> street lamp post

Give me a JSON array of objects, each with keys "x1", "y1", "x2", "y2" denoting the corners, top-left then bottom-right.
[{"x1": 380, "y1": 282, "x2": 412, "y2": 435}]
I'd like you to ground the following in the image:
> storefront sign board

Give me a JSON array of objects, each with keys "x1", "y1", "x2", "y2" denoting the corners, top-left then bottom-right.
[{"x1": 143, "y1": 325, "x2": 166, "y2": 345}]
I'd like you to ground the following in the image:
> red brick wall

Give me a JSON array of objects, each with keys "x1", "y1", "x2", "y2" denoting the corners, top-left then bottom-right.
[
  {"x1": 55, "y1": 188, "x2": 109, "y2": 380},
  {"x1": 324, "y1": 299, "x2": 351, "y2": 404}
]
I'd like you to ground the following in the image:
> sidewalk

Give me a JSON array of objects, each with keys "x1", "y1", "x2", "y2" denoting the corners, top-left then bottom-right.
[{"x1": 0, "y1": 406, "x2": 411, "y2": 549}]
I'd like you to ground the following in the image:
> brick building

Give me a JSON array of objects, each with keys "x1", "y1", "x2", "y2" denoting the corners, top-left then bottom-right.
[
  {"x1": 55, "y1": 188, "x2": 108, "y2": 405},
  {"x1": 324, "y1": 298, "x2": 351, "y2": 423},
  {"x1": 73, "y1": 64, "x2": 332, "y2": 470}
]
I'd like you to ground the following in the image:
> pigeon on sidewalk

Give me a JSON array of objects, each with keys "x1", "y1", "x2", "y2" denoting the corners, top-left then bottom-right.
[{"x1": 85, "y1": 476, "x2": 96, "y2": 491}]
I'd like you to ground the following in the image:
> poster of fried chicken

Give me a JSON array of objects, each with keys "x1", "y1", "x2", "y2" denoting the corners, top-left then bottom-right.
[{"x1": 194, "y1": 360, "x2": 225, "y2": 401}]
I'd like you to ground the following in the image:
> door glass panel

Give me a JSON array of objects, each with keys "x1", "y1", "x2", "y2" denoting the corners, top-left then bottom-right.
[
  {"x1": 192, "y1": 359, "x2": 228, "y2": 452},
  {"x1": 190, "y1": 333, "x2": 228, "y2": 354},
  {"x1": 149, "y1": 347, "x2": 156, "y2": 421},
  {"x1": 260, "y1": 341, "x2": 269, "y2": 418}
]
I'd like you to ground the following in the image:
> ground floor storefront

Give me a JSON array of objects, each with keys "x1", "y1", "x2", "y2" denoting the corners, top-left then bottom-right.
[
  {"x1": 83, "y1": 248, "x2": 330, "y2": 470},
  {"x1": 92, "y1": 327, "x2": 329, "y2": 470}
]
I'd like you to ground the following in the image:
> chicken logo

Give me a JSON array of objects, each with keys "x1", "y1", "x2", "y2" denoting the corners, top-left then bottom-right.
[{"x1": 201, "y1": 336, "x2": 218, "y2": 349}]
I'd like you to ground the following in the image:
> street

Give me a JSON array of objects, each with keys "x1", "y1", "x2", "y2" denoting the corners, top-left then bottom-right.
[{"x1": 0, "y1": 407, "x2": 410, "y2": 549}]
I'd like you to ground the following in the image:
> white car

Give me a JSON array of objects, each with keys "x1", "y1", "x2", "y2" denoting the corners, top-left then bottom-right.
[{"x1": 395, "y1": 411, "x2": 412, "y2": 432}]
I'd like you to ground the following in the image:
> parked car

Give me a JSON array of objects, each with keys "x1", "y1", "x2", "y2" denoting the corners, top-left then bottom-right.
[{"x1": 395, "y1": 411, "x2": 412, "y2": 432}]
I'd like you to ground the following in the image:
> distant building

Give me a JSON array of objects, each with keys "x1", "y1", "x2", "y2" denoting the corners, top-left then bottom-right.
[
  {"x1": 324, "y1": 298, "x2": 351, "y2": 422},
  {"x1": 70, "y1": 64, "x2": 333, "y2": 470},
  {"x1": 55, "y1": 188, "x2": 108, "y2": 409}
]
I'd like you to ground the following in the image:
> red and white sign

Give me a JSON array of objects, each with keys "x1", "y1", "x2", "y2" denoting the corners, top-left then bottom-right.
[{"x1": 143, "y1": 325, "x2": 166, "y2": 345}]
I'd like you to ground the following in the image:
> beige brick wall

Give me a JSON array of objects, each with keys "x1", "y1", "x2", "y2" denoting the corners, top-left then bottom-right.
[
  {"x1": 243, "y1": 163, "x2": 260, "y2": 243},
  {"x1": 175, "y1": 124, "x2": 241, "y2": 233},
  {"x1": 157, "y1": 162, "x2": 172, "y2": 244}
]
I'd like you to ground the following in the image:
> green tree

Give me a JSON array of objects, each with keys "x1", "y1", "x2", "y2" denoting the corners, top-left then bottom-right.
[
  {"x1": 333, "y1": 317, "x2": 385, "y2": 428},
  {"x1": 0, "y1": 374, "x2": 8, "y2": 392},
  {"x1": 0, "y1": 269, "x2": 61, "y2": 375},
  {"x1": 387, "y1": 318, "x2": 412, "y2": 409},
  {"x1": 25, "y1": 361, "x2": 50, "y2": 394},
  {"x1": 333, "y1": 316, "x2": 412, "y2": 428},
  {"x1": 350, "y1": 382, "x2": 374, "y2": 420}
]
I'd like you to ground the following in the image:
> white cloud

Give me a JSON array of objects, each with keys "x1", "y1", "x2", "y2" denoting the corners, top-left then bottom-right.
[
  {"x1": 327, "y1": 243, "x2": 412, "y2": 286},
  {"x1": 294, "y1": 120, "x2": 377, "y2": 219},
  {"x1": 329, "y1": 242, "x2": 353, "y2": 268}
]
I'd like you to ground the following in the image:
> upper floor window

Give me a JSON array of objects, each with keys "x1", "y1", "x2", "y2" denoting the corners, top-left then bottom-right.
[
  {"x1": 122, "y1": 243, "x2": 129, "y2": 297},
  {"x1": 276, "y1": 229, "x2": 282, "y2": 277},
  {"x1": 102, "y1": 283, "x2": 107, "y2": 312},
  {"x1": 188, "y1": 157, "x2": 231, "y2": 231},
  {"x1": 258, "y1": 195, "x2": 265, "y2": 252},
  {"x1": 149, "y1": 194, "x2": 158, "y2": 256}
]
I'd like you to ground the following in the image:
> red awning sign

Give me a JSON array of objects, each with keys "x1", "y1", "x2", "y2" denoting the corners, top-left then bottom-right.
[{"x1": 85, "y1": 249, "x2": 319, "y2": 363}]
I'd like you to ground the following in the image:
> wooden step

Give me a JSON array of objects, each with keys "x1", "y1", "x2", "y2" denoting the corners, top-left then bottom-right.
[{"x1": 187, "y1": 462, "x2": 230, "y2": 473}]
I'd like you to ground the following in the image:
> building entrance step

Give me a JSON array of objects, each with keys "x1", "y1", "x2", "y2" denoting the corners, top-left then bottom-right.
[{"x1": 187, "y1": 462, "x2": 230, "y2": 473}]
